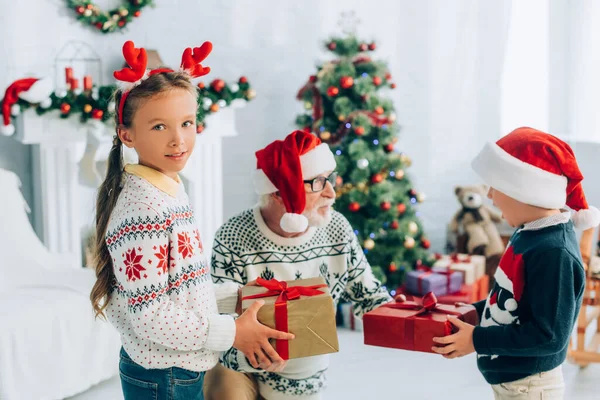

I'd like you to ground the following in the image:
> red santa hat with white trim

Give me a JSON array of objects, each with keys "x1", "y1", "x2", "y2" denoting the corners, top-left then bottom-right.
[
  {"x1": 472, "y1": 127, "x2": 600, "y2": 229},
  {"x1": 253, "y1": 130, "x2": 336, "y2": 233},
  {"x1": 1, "y1": 77, "x2": 53, "y2": 136}
]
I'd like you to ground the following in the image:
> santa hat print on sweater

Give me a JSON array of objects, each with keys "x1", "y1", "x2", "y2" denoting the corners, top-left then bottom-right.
[
  {"x1": 253, "y1": 130, "x2": 336, "y2": 233},
  {"x1": 1, "y1": 77, "x2": 53, "y2": 136},
  {"x1": 472, "y1": 127, "x2": 600, "y2": 230}
]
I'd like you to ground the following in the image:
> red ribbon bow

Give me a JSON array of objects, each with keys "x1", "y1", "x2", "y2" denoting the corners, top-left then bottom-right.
[
  {"x1": 383, "y1": 292, "x2": 463, "y2": 350},
  {"x1": 242, "y1": 278, "x2": 327, "y2": 360},
  {"x1": 450, "y1": 253, "x2": 472, "y2": 263}
]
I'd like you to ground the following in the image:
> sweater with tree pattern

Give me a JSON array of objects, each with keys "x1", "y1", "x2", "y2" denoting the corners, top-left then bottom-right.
[{"x1": 211, "y1": 206, "x2": 392, "y2": 400}]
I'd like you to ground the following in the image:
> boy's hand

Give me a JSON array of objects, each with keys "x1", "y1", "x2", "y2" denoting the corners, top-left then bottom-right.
[{"x1": 431, "y1": 316, "x2": 476, "y2": 359}]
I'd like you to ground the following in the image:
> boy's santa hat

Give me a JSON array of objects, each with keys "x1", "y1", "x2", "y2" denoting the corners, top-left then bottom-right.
[
  {"x1": 1, "y1": 77, "x2": 53, "y2": 136},
  {"x1": 253, "y1": 130, "x2": 336, "y2": 233},
  {"x1": 472, "y1": 127, "x2": 600, "y2": 229}
]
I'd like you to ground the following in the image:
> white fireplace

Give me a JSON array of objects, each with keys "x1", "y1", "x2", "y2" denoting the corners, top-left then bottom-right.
[{"x1": 14, "y1": 103, "x2": 244, "y2": 268}]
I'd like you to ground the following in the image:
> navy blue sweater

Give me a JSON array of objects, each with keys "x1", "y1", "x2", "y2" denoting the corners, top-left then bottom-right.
[{"x1": 472, "y1": 216, "x2": 585, "y2": 384}]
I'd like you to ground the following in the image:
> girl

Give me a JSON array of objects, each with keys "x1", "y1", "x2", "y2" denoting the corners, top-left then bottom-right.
[{"x1": 90, "y1": 41, "x2": 293, "y2": 400}]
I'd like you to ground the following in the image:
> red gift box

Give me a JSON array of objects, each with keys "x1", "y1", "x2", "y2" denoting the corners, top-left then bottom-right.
[{"x1": 363, "y1": 292, "x2": 478, "y2": 353}]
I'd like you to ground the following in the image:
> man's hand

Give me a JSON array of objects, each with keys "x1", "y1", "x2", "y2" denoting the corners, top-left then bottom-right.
[
  {"x1": 233, "y1": 300, "x2": 294, "y2": 369},
  {"x1": 431, "y1": 316, "x2": 476, "y2": 359}
]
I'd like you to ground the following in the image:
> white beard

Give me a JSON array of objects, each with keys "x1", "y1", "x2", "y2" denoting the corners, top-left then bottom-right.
[{"x1": 303, "y1": 202, "x2": 334, "y2": 228}]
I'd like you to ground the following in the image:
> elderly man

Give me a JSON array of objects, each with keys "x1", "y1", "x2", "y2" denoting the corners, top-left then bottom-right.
[{"x1": 204, "y1": 130, "x2": 391, "y2": 400}]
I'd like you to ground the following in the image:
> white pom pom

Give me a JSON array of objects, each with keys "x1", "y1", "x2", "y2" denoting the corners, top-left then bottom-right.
[
  {"x1": 10, "y1": 104, "x2": 20, "y2": 116},
  {"x1": 280, "y1": 213, "x2": 309, "y2": 233},
  {"x1": 203, "y1": 98, "x2": 213, "y2": 109},
  {"x1": 231, "y1": 83, "x2": 240, "y2": 92},
  {"x1": 0, "y1": 124, "x2": 15, "y2": 136},
  {"x1": 572, "y1": 206, "x2": 600, "y2": 230},
  {"x1": 40, "y1": 98, "x2": 52, "y2": 109},
  {"x1": 218, "y1": 99, "x2": 227, "y2": 108},
  {"x1": 505, "y1": 298, "x2": 518, "y2": 312}
]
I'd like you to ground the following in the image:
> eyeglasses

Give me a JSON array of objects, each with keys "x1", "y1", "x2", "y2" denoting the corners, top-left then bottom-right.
[{"x1": 304, "y1": 172, "x2": 338, "y2": 192}]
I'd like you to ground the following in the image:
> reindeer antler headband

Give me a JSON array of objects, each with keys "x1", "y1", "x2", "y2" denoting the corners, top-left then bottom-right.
[{"x1": 113, "y1": 40, "x2": 213, "y2": 125}]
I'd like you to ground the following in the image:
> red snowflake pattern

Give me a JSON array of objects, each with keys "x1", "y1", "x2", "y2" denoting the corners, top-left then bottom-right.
[
  {"x1": 194, "y1": 229, "x2": 203, "y2": 252},
  {"x1": 124, "y1": 248, "x2": 146, "y2": 281},
  {"x1": 178, "y1": 233, "x2": 194, "y2": 259},
  {"x1": 155, "y1": 244, "x2": 169, "y2": 275}
]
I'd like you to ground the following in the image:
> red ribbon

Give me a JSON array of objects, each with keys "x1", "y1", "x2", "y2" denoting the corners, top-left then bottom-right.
[
  {"x1": 450, "y1": 253, "x2": 472, "y2": 263},
  {"x1": 296, "y1": 82, "x2": 323, "y2": 127},
  {"x1": 242, "y1": 278, "x2": 327, "y2": 360},
  {"x1": 383, "y1": 292, "x2": 463, "y2": 350}
]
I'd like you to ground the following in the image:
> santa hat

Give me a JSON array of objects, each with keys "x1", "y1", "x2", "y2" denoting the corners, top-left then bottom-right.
[
  {"x1": 1, "y1": 77, "x2": 53, "y2": 136},
  {"x1": 492, "y1": 246, "x2": 524, "y2": 312},
  {"x1": 472, "y1": 127, "x2": 600, "y2": 230},
  {"x1": 253, "y1": 130, "x2": 336, "y2": 233}
]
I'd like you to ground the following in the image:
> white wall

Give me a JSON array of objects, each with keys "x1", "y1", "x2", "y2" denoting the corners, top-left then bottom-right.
[{"x1": 1, "y1": 0, "x2": 599, "y2": 253}]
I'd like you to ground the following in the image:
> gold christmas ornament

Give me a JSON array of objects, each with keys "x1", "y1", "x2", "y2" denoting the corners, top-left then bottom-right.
[
  {"x1": 408, "y1": 221, "x2": 418, "y2": 234},
  {"x1": 83, "y1": 104, "x2": 92, "y2": 113},
  {"x1": 364, "y1": 239, "x2": 375, "y2": 250},
  {"x1": 119, "y1": 8, "x2": 129, "y2": 17},
  {"x1": 417, "y1": 192, "x2": 426, "y2": 203},
  {"x1": 304, "y1": 101, "x2": 313, "y2": 110},
  {"x1": 394, "y1": 169, "x2": 405, "y2": 179},
  {"x1": 246, "y1": 89, "x2": 257, "y2": 99},
  {"x1": 320, "y1": 131, "x2": 331, "y2": 141},
  {"x1": 404, "y1": 236, "x2": 416, "y2": 249}
]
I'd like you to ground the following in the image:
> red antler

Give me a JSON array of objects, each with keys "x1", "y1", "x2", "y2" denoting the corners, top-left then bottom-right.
[
  {"x1": 113, "y1": 41, "x2": 148, "y2": 82},
  {"x1": 180, "y1": 42, "x2": 213, "y2": 77}
]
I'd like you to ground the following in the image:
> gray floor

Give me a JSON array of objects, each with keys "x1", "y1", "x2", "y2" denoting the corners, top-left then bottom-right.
[{"x1": 68, "y1": 329, "x2": 600, "y2": 400}]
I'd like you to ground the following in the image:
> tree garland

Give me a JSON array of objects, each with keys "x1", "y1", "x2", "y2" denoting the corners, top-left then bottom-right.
[
  {"x1": 6, "y1": 77, "x2": 254, "y2": 132},
  {"x1": 67, "y1": 0, "x2": 153, "y2": 33}
]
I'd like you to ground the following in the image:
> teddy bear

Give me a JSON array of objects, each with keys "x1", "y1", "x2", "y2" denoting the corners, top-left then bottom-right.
[{"x1": 450, "y1": 184, "x2": 505, "y2": 259}]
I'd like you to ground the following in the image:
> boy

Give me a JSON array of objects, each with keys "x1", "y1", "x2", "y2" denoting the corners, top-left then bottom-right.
[{"x1": 432, "y1": 127, "x2": 599, "y2": 399}]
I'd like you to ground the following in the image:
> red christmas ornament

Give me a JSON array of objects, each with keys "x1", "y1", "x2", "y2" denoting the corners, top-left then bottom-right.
[
  {"x1": 76, "y1": 6, "x2": 85, "y2": 14},
  {"x1": 95, "y1": 22, "x2": 103, "y2": 29},
  {"x1": 421, "y1": 238, "x2": 431, "y2": 249},
  {"x1": 118, "y1": 20, "x2": 126, "y2": 27},
  {"x1": 328, "y1": 42, "x2": 337, "y2": 50},
  {"x1": 373, "y1": 76, "x2": 382, "y2": 86},
  {"x1": 239, "y1": 76, "x2": 248, "y2": 84},
  {"x1": 409, "y1": 188, "x2": 418, "y2": 197},
  {"x1": 371, "y1": 173, "x2": 384, "y2": 184},
  {"x1": 384, "y1": 143, "x2": 394, "y2": 153},
  {"x1": 197, "y1": 82, "x2": 205, "y2": 89},
  {"x1": 60, "y1": 103, "x2": 71, "y2": 114},
  {"x1": 92, "y1": 109, "x2": 103, "y2": 119},
  {"x1": 368, "y1": 42, "x2": 377, "y2": 51},
  {"x1": 340, "y1": 76, "x2": 354, "y2": 89},
  {"x1": 211, "y1": 79, "x2": 226, "y2": 92},
  {"x1": 359, "y1": 43, "x2": 368, "y2": 51},
  {"x1": 196, "y1": 124, "x2": 205, "y2": 134},
  {"x1": 375, "y1": 106, "x2": 384, "y2": 115},
  {"x1": 386, "y1": 72, "x2": 392, "y2": 80},
  {"x1": 336, "y1": 175, "x2": 343, "y2": 186},
  {"x1": 397, "y1": 203, "x2": 407, "y2": 214},
  {"x1": 389, "y1": 262, "x2": 398, "y2": 272},
  {"x1": 134, "y1": 10, "x2": 141, "y2": 17},
  {"x1": 327, "y1": 86, "x2": 339, "y2": 97},
  {"x1": 354, "y1": 126, "x2": 365, "y2": 136},
  {"x1": 380, "y1": 201, "x2": 392, "y2": 211},
  {"x1": 390, "y1": 220, "x2": 399, "y2": 230},
  {"x1": 86, "y1": 4, "x2": 93, "y2": 9},
  {"x1": 349, "y1": 202, "x2": 361, "y2": 212},
  {"x1": 309, "y1": 75, "x2": 318, "y2": 83},
  {"x1": 390, "y1": 83, "x2": 397, "y2": 89}
]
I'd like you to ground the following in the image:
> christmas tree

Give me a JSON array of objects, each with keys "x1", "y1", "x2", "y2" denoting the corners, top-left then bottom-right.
[{"x1": 295, "y1": 34, "x2": 432, "y2": 290}]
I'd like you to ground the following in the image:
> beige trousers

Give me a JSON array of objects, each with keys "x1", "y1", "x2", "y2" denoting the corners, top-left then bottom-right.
[
  {"x1": 203, "y1": 363, "x2": 265, "y2": 400},
  {"x1": 491, "y1": 366, "x2": 564, "y2": 399}
]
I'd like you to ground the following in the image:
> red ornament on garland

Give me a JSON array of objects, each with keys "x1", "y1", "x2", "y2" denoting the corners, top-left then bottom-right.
[
  {"x1": 60, "y1": 103, "x2": 71, "y2": 114},
  {"x1": 371, "y1": 173, "x2": 384, "y2": 184},
  {"x1": 76, "y1": 6, "x2": 85, "y2": 14},
  {"x1": 390, "y1": 83, "x2": 397, "y2": 89},
  {"x1": 92, "y1": 109, "x2": 103, "y2": 119},
  {"x1": 327, "y1": 86, "x2": 339, "y2": 97},
  {"x1": 368, "y1": 42, "x2": 377, "y2": 51},
  {"x1": 95, "y1": 22, "x2": 103, "y2": 29},
  {"x1": 197, "y1": 82, "x2": 205, "y2": 89},
  {"x1": 134, "y1": 10, "x2": 141, "y2": 17},
  {"x1": 380, "y1": 201, "x2": 392, "y2": 211},
  {"x1": 309, "y1": 75, "x2": 318, "y2": 83},
  {"x1": 348, "y1": 202, "x2": 361, "y2": 212},
  {"x1": 373, "y1": 76, "x2": 382, "y2": 86},
  {"x1": 354, "y1": 126, "x2": 365, "y2": 136},
  {"x1": 118, "y1": 20, "x2": 126, "y2": 27},
  {"x1": 397, "y1": 203, "x2": 407, "y2": 214},
  {"x1": 390, "y1": 220, "x2": 399, "y2": 230},
  {"x1": 359, "y1": 43, "x2": 368, "y2": 52},
  {"x1": 384, "y1": 143, "x2": 394, "y2": 153},
  {"x1": 86, "y1": 4, "x2": 93, "y2": 9},
  {"x1": 328, "y1": 42, "x2": 337, "y2": 50},
  {"x1": 421, "y1": 238, "x2": 431, "y2": 249},
  {"x1": 409, "y1": 188, "x2": 418, "y2": 197},
  {"x1": 340, "y1": 76, "x2": 354, "y2": 89},
  {"x1": 239, "y1": 76, "x2": 248, "y2": 84},
  {"x1": 386, "y1": 72, "x2": 392, "y2": 80},
  {"x1": 211, "y1": 79, "x2": 225, "y2": 93},
  {"x1": 196, "y1": 124, "x2": 205, "y2": 134},
  {"x1": 375, "y1": 106, "x2": 384, "y2": 115},
  {"x1": 389, "y1": 262, "x2": 398, "y2": 272}
]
